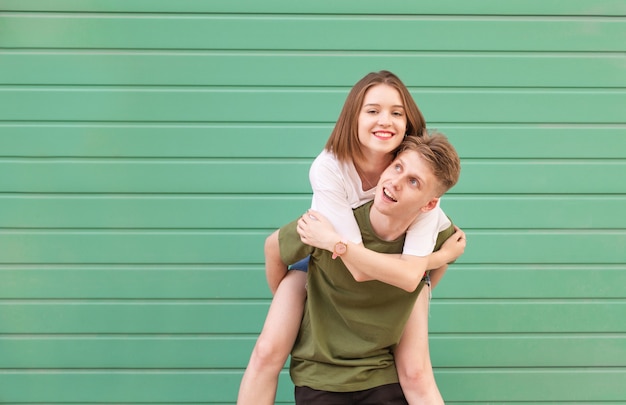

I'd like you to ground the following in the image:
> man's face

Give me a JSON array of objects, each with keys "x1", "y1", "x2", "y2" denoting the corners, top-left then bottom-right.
[{"x1": 373, "y1": 149, "x2": 440, "y2": 219}]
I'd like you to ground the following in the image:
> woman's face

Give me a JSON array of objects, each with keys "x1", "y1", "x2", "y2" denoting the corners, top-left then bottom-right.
[{"x1": 357, "y1": 84, "x2": 407, "y2": 156}]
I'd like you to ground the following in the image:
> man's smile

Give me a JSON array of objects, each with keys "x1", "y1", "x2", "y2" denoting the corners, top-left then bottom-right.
[{"x1": 382, "y1": 187, "x2": 398, "y2": 202}]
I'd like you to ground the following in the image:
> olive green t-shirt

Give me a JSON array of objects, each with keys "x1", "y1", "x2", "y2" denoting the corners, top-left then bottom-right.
[{"x1": 278, "y1": 201, "x2": 455, "y2": 392}]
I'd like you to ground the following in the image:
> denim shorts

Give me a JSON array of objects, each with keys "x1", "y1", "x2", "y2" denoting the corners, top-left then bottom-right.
[{"x1": 289, "y1": 256, "x2": 310, "y2": 272}]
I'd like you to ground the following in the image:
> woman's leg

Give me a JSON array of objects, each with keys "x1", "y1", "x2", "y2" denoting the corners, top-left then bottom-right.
[
  {"x1": 237, "y1": 270, "x2": 307, "y2": 405},
  {"x1": 394, "y1": 281, "x2": 444, "y2": 405}
]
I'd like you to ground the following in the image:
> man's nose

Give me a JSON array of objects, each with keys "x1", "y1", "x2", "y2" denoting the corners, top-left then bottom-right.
[{"x1": 389, "y1": 176, "x2": 401, "y2": 189}]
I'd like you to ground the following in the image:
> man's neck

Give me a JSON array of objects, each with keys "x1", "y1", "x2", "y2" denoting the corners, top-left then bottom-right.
[{"x1": 368, "y1": 206, "x2": 419, "y2": 242}]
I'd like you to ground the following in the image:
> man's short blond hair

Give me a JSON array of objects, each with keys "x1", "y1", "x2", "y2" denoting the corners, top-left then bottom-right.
[{"x1": 397, "y1": 131, "x2": 461, "y2": 196}]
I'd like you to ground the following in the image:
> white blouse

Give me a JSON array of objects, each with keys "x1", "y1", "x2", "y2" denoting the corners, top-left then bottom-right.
[{"x1": 309, "y1": 150, "x2": 451, "y2": 257}]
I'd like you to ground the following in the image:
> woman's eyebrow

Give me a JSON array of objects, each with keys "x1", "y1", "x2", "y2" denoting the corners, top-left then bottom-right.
[{"x1": 363, "y1": 103, "x2": 405, "y2": 109}]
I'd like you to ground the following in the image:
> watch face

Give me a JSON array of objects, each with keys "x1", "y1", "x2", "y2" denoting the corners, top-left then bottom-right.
[
  {"x1": 336, "y1": 242, "x2": 347, "y2": 255},
  {"x1": 332, "y1": 241, "x2": 347, "y2": 259}
]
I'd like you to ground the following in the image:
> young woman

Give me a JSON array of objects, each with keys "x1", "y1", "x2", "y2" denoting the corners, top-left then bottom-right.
[{"x1": 237, "y1": 71, "x2": 465, "y2": 404}]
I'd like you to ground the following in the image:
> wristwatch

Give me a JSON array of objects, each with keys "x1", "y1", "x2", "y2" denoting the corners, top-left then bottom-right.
[{"x1": 332, "y1": 241, "x2": 348, "y2": 259}]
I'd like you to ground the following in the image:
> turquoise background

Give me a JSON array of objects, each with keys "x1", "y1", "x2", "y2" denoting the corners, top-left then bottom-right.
[{"x1": 0, "y1": 1, "x2": 625, "y2": 403}]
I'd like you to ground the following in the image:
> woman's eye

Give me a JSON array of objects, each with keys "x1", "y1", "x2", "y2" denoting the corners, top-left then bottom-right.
[
  {"x1": 393, "y1": 111, "x2": 403, "y2": 117},
  {"x1": 394, "y1": 163, "x2": 402, "y2": 172},
  {"x1": 410, "y1": 178, "x2": 419, "y2": 187},
  {"x1": 367, "y1": 109, "x2": 378, "y2": 114}
]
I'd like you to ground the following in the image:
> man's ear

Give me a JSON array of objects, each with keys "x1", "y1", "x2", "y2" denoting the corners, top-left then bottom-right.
[{"x1": 420, "y1": 197, "x2": 439, "y2": 213}]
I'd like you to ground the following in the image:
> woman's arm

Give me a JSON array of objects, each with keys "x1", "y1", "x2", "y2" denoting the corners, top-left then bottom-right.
[
  {"x1": 297, "y1": 211, "x2": 465, "y2": 292},
  {"x1": 307, "y1": 153, "x2": 464, "y2": 291},
  {"x1": 395, "y1": 279, "x2": 445, "y2": 404},
  {"x1": 428, "y1": 261, "x2": 450, "y2": 289},
  {"x1": 308, "y1": 153, "x2": 365, "y2": 244}
]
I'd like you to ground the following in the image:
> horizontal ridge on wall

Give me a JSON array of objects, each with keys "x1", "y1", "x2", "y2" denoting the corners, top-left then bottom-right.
[
  {"x1": 0, "y1": 301, "x2": 624, "y2": 334},
  {"x1": 2, "y1": 88, "x2": 625, "y2": 123},
  {"x1": 1, "y1": 230, "x2": 624, "y2": 263},
  {"x1": 2, "y1": 51, "x2": 625, "y2": 88},
  {"x1": 1, "y1": 334, "x2": 624, "y2": 368},
  {"x1": 1, "y1": 125, "x2": 625, "y2": 158},
  {"x1": 2, "y1": 195, "x2": 625, "y2": 228},
  {"x1": 1, "y1": 264, "x2": 624, "y2": 299},
  {"x1": 2, "y1": 159, "x2": 625, "y2": 193},
  {"x1": 0, "y1": 368, "x2": 621, "y2": 402},
  {"x1": 1, "y1": 14, "x2": 624, "y2": 52},
  {"x1": 2, "y1": 0, "x2": 626, "y2": 15}
]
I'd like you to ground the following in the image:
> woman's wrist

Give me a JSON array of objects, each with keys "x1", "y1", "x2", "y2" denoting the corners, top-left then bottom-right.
[
  {"x1": 429, "y1": 250, "x2": 448, "y2": 269},
  {"x1": 326, "y1": 233, "x2": 342, "y2": 252}
]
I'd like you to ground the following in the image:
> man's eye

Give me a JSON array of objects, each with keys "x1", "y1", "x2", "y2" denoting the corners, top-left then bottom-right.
[
  {"x1": 394, "y1": 164, "x2": 402, "y2": 171},
  {"x1": 410, "y1": 178, "x2": 418, "y2": 187}
]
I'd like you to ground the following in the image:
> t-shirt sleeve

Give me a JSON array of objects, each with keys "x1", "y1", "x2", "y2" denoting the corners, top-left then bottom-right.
[
  {"x1": 309, "y1": 155, "x2": 363, "y2": 244},
  {"x1": 433, "y1": 220, "x2": 456, "y2": 253},
  {"x1": 402, "y1": 204, "x2": 452, "y2": 256},
  {"x1": 278, "y1": 218, "x2": 315, "y2": 266}
]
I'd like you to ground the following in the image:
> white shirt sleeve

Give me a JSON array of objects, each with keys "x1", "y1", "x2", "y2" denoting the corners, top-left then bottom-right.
[
  {"x1": 402, "y1": 202, "x2": 451, "y2": 256},
  {"x1": 309, "y1": 152, "x2": 364, "y2": 244}
]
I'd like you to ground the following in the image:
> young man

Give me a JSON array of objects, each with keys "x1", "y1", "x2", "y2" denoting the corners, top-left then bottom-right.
[{"x1": 264, "y1": 132, "x2": 464, "y2": 404}]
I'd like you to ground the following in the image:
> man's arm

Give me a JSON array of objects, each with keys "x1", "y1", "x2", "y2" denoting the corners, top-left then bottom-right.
[{"x1": 394, "y1": 276, "x2": 445, "y2": 404}]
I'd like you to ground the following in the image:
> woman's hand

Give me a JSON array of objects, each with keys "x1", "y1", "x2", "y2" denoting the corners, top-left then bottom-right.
[
  {"x1": 439, "y1": 225, "x2": 466, "y2": 262},
  {"x1": 296, "y1": 210, "x2": 341, "y2": 252}
]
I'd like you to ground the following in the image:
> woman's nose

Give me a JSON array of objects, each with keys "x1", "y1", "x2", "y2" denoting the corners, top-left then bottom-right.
[{"x1": 378, "y1": 112, "x2": 391, "y2": 126}]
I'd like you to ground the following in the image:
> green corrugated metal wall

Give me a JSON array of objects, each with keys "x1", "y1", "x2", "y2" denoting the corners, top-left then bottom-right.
[{"x1": 1, "y1": 1, "x2": 625, "y2": 403}]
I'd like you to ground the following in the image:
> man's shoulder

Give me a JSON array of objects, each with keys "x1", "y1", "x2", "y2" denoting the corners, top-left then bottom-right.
[
  {"x1": 352, "y1": 200, "x2": 374, "y2": 225},
  {"x1": 434, "y1": 220, "x2": 455, "y2": 251}
]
